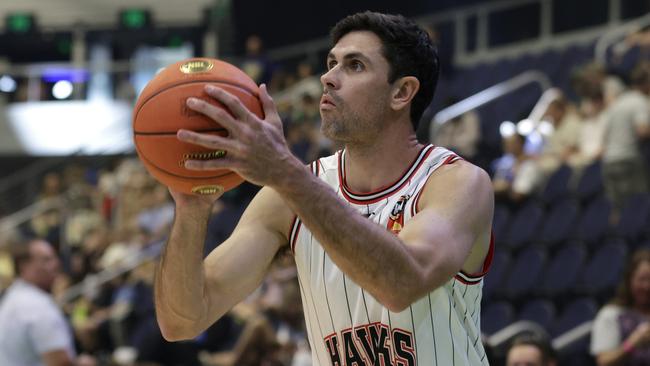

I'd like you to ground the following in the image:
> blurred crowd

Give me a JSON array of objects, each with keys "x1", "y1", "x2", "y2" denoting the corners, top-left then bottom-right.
[
  {"x1": 485, "y1": 61, "x2": 650, "y2": 219},
  {"x1": 0, "y1": 28, "x2": 649, "y2": 366}
]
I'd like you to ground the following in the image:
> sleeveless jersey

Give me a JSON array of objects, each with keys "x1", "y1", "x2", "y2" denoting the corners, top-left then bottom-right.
[{"x1": 289, "y1": 144, "x2": 494, "y2": 365}]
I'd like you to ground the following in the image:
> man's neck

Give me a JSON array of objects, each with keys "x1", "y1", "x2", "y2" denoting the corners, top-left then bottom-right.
[{"x1": 343, "y1": 130, "x2": 423, "y2": 193}]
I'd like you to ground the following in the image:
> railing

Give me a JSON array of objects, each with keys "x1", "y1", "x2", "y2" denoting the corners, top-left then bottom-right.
[
  {"x1": 484, "y1": 319, "x2": 594, "y2": 357},
  {"x1": 430, "y1": 70, "x2": 551, "y2": 139},
  {"x1": 594, "y1": 12, "x2": 650, "y2": 66},
  {"x1": 60, "y1": 241, "x2": 163, "y2": 304},
  {"x1": 485, "y1": 320, "x2": 549, "y2": 349},
  {"x1": 553, "y1": 321, "x2": 593, "y2": 352},
  {"x1": 0, "y1": 196, "x2": 64, "y2": 239}
]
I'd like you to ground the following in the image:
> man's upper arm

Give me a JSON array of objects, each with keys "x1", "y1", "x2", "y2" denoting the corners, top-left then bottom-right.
[
  {"x1": 398, "y1": 161, "x2": 494, "y2": 290},
  {"x1": 31, "y1": 307, "x2": 75, "y2": 366},
  {"x1": 202, "y1": 186, "x2": 294, "y2": 322}
]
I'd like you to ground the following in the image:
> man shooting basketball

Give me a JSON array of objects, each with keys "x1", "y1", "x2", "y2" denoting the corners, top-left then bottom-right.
[{"x1": 155, "y1": 11, "x2": 494, "y2": 365}]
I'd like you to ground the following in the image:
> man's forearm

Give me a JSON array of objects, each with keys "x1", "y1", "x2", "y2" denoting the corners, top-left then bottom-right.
[
  {"x1": 273, "y1": 161, "x2": 422, "y2": 310},
  {"x1": 154, "y1": 206, "x2": 211, "y2": 340}
]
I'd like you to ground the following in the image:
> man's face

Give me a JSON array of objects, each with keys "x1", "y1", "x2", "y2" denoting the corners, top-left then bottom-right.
[
  {"x1": 506, "y1": 344, "x2": 545, "y2": 366},
  {"x1": 25, "y1": 240, "x2": 60, "y2": 291},
  {"x1": 319, "y1": 31, "x2": 394, "y2": 144}
]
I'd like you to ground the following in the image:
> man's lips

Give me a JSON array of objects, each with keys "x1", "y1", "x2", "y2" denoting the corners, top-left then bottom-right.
[{"x1": 320, "y1": 95, "x2": 336, "y2": 107}]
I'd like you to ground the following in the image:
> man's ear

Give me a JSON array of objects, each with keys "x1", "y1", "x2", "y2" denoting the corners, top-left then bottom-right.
[{"x1": 390, "y1": 76, "x2": 420, "y2": 112}]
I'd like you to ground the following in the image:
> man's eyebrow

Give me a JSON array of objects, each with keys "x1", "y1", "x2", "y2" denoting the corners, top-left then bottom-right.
[{"x1": 327, "y1": 51, "x2": 371, "y2": 62}]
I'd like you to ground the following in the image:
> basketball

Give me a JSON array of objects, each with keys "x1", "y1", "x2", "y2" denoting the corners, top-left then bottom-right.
[{"x1": 132, "y1": 58, "x2": 264, "y2": 195}]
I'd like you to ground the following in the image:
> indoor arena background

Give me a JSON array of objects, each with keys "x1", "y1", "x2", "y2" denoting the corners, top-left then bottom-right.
[{"x1": 0, "y1": 0, "x2": 649, "y2": 365}]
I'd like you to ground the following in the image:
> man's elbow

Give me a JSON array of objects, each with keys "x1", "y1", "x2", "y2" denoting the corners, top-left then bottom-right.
[
  {"x1": 157, "y1": 318, "x2": 201, "y2": 342},
  {"x1": 377, "y1": 288, "x2": 429, "y2": 313},
  {"x1": 382, "y1": 297, "x2": 413, "y2": 313}
]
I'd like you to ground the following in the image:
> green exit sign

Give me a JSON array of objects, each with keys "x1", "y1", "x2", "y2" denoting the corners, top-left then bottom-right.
[
  {"x1": 6, "y1": 13, "x2": 34, "y2": 33},
  {"x1": 120, "y1": 9, "x2": 150, "y2": 29}
]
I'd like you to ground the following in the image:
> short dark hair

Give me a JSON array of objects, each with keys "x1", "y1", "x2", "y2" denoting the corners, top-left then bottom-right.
[
  {"x1": 10, "y1": 239, "x2": 35, "y2": 276},
  {"x1": 509, "y1": 333, "x2": 557, "y2": 365},
  {"x1": 330, "y1": 11, "x2": 440, "y2": 131},
  {"x1": 630, "y1": 62, "x2": 650, "y2": 88}
]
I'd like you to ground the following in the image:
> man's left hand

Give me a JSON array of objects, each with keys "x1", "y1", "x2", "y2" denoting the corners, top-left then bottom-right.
[{"x1": 177, "y1": 84, "x2": 301, "y2": 187}]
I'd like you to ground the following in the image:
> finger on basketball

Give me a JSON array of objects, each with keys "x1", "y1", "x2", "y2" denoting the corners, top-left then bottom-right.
[
  {"x1": 259, "y1": 84, "x2": 280, "y2": 121},
  {"x1": 185, "y1": 157, "x2": 236, "y2": 171},
  {"x1": 177, "y1": 129, "x2": 238, "y2": 153},
  {"x1": 186, "y1": 97, "x2": 240, "y2": 134},
  {"x1": 205, "y1": 85, "x2": 251, "y2": 122}
]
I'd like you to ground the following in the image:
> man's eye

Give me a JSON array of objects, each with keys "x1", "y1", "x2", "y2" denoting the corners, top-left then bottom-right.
[
  {"x1": 327, "y1": 60, "x2": 337, "y2": 69},
  {"x1": 350, "y1": 61, "x2": 364, "y2": 71}
]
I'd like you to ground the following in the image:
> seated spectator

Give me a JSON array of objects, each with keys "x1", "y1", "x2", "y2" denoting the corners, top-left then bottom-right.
[
  {"x1": 601, "y1": 62, "x2": 650, "y2": 213},
  {"x1": 567, "y1": 76, "x2": 607, "y2": 184},
  {"x1": 0, "y1": 239, "x2": 95, "y2": 366},
  {"x1": 506, "y1": 333, "x2": 557, "y2": 366},
  {"x1": 240, "y1": 35, "x2": 273, "y2": 85},
  {"x1": 493, "y1": 133, "x2": 542, "y2": 205},
  {"x1": 591, "y1": 249, "x2": 650, "y2": 365},
  {"x1": 535, "y1": 96, "x2": 582, "y2": 177}
]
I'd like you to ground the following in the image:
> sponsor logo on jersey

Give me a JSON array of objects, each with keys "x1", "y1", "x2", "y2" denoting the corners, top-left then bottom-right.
[{"x1": 387, "y1": 195, "x2": 410, "y2": 235}]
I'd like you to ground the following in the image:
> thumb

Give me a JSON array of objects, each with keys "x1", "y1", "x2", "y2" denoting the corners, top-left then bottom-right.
[{"x1": 259, "y1": 84, "x2": 281, "y2": 122}]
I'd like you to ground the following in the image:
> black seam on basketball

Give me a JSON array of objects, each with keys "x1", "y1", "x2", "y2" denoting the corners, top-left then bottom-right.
[
  {"x1": 133, "y1": 79, "x2": 259, "y2": 130},
  {"x1": 133, "y1": 128, "x2": 227, "y2": 135}
]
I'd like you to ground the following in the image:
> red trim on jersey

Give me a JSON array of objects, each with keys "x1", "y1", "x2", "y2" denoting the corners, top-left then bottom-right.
[
  {"x1": 338, "y1": 145, "x2": 435, "y2": 205},
  {"x1": 454, "y1": 233, "x2": 495, "y2": 285}
]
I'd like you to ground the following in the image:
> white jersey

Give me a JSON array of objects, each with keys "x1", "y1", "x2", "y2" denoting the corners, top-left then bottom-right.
[{"x1": 289, "y1": 144, "x2": 494, "y2": 365}]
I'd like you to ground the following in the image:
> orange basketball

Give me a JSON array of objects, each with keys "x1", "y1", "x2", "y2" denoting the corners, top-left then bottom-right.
[{"x1": 132, "y1": 58, "x2": 263, "y2": 195}]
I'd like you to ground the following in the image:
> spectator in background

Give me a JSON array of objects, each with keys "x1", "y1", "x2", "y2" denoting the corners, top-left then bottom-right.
[
  {"x1": 591, "y1": 249, "x2": 650, "y2": 366},
  {"x1": 506, "y1": 333, "x2": 557, "y2": 366},
  {"x1": 39, "y1": 172, "x2": 64, "y2": 200},
  {"x1": 0, "y1": 239, "x2": 94, "y2": 366},
  {"x1": 430, "y1": 97, "x2": 481, "y2": 161},
  {"x1": 601, "y1": 62, "x2": 650, "y2": 214},
  {"x1": 275, "y1": 61, "x2": 323, "y2": 106},
  {"x1": 567, "y1": 72, "x2": 607, "y2": 183},
  {"x1": 535, "y1": 96, "x2": 581, "y2": 178},
  {"x1": 240, "y1": 35, "x2": 272, "y2": 85},
  {"x1": 493, "y1": 132, "x2": 541, "y2": 205}
]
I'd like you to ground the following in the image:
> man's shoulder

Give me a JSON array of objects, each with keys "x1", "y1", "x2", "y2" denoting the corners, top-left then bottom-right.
[
  {"x1": 617, "y1": 90, "x2": 649, "y2": 108},
  {"x1": 3, "y1": 281, "x2": 56, "y2": 311}
]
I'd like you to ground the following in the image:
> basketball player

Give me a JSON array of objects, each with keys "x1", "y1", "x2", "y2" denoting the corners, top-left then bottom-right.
[{"x1": 155, "y1": 11, "x2": 494, "y2": 365}]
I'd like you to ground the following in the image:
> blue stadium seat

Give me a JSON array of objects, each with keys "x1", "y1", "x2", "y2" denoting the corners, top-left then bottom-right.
[
  {"x1": 504, "y1": 247, "x2": 546, "y2": 299},
  {"x1": 483, "y1": 250, "x2": 511, "y2": 301},
  {"x1": 481, "y1": 301, "x2": 515, "y2": 335},
  {"x1": 538, "y1": 199, "x2": 580, "y2": 248},
  {"x1": 614, "y1": 193, "x2": 650, "y2": 243},
  {"x1": 574, "y1": 161, "x2": 603, "y2": 203},
  {"x1": 492, "y1": 203, "x2": 511, "y2": 243},
  {"x1": 574, "y1": 196, "x2": 611, "y2": 247},
  {"x1": 504, "y1": 202, "x2": 545, "y2": 249},
  {"x1": 577, "y1": 240, "x2": 627, "y2": 296},
  {"x1": 519, "y1": 299, "x2": 556, "y2": 330},
  {"x1": 539, "y1": 165, "x2": 572, "y2": 205},
  {"x1": 541, "y1": 243, "x2": 587, "y2": 297},
  {"x1": 551, "y1": 297, "x2": 598, "y2": 337}
]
